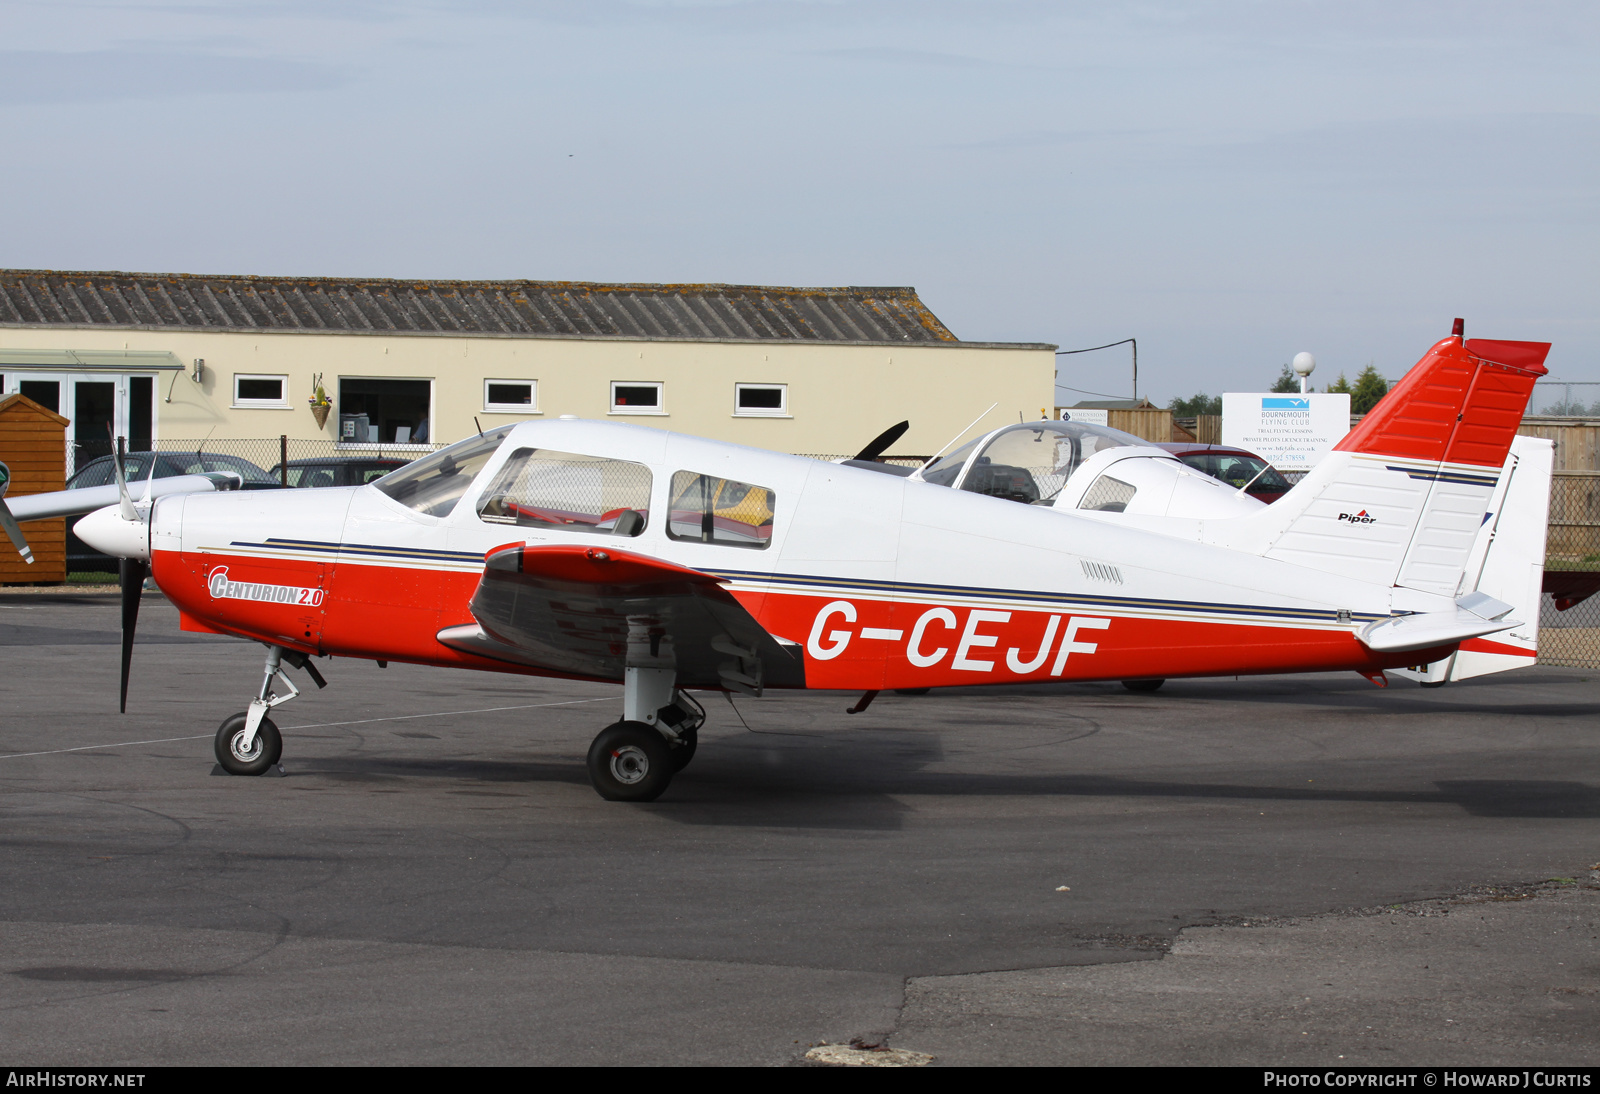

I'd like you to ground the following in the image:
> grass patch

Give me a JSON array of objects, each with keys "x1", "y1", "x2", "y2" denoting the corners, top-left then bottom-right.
[{"x1": 66, "y1": 571, "x2": 119, "y2": 585}]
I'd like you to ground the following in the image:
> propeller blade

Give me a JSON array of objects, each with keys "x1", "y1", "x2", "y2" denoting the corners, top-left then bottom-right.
[
  {"x1": 107, "y1": 426, "x2": 136, "y2": 521},
  {"x1": 136, "y1": 449, "x2": 157, "y2": 507},
  {"x1": 0, "y1": 499, "x2": 33, "y2": 564},
  {"x1": 0, "y1": 461, "x2": 29, "y2": 562},
  {"x1": 853, "y1": 421, "x2": 909, "y2": 462},
  {"x1": 119, "y1": 557, "x2": 148, "y2": 713}
]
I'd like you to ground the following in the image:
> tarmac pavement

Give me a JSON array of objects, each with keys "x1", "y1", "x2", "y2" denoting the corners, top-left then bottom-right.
[{"x1": 2, "y1": 589, "x2": 1597, "y2": 1065}]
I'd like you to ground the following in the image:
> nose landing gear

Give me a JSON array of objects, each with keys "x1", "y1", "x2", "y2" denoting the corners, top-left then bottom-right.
[
  {"x1": 215, "y1": 711, "x2": 283, "y2": 776},
  {"x1": 213, "y1": 644, "x2": 327, "y2": 776}
]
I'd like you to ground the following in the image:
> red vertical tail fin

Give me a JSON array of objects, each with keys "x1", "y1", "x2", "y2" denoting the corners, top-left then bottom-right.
[
  {"x1": 1211, "y1": 324, "x2": 1553, "y2": 597},
  {"x1": 1336, "y1": 333, "x2": 1549, "y2": 469}
]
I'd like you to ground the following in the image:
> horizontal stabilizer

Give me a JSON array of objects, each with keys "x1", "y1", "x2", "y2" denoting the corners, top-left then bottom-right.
[
  {"x1": 1359, "y1": 607, "x2": 1519, "y2": 653},
  {"x1": 1455, "y1": 590, "x2": 1515, "y2": 620}
]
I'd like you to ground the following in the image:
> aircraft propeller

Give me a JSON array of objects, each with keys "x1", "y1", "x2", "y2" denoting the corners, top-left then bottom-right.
[
  {"x1": 853, "y1": 420, "x2": 909, "y2": 463},
  {"x1": 103, "y1": 434, "x2": 157, "y2": 714},
  {"x1": 0, "y1": 461, "x2": 34, "y2": 564}
]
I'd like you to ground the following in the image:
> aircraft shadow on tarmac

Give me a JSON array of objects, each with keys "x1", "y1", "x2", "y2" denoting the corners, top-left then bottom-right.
[
  {"x1": 293, "y1": 728, "x2": 1600, "y2": 828},
  {"x1": 942, "y1": 678, "x2": 1600, "y2": 719}
]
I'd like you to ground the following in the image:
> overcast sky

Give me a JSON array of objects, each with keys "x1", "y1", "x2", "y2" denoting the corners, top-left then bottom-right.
[{"x1": 1, "y1": 0, "x2": 1594, "y2": 408}]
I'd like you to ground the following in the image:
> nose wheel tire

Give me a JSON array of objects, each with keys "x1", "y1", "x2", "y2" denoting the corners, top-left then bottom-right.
[
  {"x1": 588, "y1": 721, "x2": 673, "y2": 802},
  {"x1": 214, "y1": 712, "x2": 283, "y2": 776}
]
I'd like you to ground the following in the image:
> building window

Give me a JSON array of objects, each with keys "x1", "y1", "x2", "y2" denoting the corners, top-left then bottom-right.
[
  {"x1": 340, "y1": 378, "x2": 432, "y2": 444},
  {"x1": 483, "y1": 379, "x2": 538, "y2": 413},
  {"x1": 19, "y1": 379, "x2": 60, "y2": 414},
  {"x1": 610, "y1": 381, "x2": 664, "y2": 415},
  {"x1": 734, "y1": 383, "x2": 787, "y2": 417},
  {"x1": 233, "y1": 374, "x2": 289, "y2": 408}
]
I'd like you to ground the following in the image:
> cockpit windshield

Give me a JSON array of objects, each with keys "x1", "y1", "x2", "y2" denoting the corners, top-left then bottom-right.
[
  {"x1": 919, "y1": 420, "x2": 1145, "y2": 505},
  {"x1": 374, "y1": 426, "x2": 514, "y2": 517}
]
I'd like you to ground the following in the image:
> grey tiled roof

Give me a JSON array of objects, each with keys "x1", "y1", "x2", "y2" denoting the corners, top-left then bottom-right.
[{"x1": 0, "y1": 269, "x2": 962, "y2": 344}]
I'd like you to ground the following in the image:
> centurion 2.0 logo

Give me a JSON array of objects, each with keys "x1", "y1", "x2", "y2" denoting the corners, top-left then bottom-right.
[
  {"x1": 1337, "y1": 510, "x2": 1376, "y2": 525},
  {"x1": 207, "y1": 565, "x2": 325, "y2": 607}
]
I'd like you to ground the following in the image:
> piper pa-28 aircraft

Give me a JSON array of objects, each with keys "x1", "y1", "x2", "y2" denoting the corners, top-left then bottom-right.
[{"x1": 52, "y1": 321, "x2": 1553, "y2": 802}]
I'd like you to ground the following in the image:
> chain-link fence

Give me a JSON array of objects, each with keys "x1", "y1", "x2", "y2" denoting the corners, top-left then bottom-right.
[
  {"x1": 1541, "y1": 472, "x2": 1600, "y2": 667},
  {"x1": 72, "y1": 437, "x2": 446, "y2": 485}
]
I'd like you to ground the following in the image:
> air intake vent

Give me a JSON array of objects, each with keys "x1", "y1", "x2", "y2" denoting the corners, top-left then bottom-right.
[{"x1": 1081, "y1": 560, "x2": 1123, "y2": 585}]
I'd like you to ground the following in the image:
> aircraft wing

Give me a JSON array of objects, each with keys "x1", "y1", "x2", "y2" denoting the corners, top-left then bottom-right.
[
  {"x1": 7, "y1": 473, "x2": 241, "y2": 522},
  {"x1": 436, "y1": 544, "x2": 805, "y2": 692}
]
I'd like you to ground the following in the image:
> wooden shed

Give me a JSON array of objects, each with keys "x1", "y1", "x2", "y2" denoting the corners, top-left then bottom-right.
[{"x1": 0, "y1": 393, "x2": 69, "y2": 583}]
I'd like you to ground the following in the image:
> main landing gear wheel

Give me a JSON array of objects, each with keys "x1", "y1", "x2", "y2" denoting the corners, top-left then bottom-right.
[
  {"x1": 214, "y1": 712, "x2": 283, "y2": 776},
  {"x1": 588, "y1": 721, "x2": 674, "y2": 802},
  {"x1": 1121, "y1": 679, "x2": 1166, "y2": 693}
]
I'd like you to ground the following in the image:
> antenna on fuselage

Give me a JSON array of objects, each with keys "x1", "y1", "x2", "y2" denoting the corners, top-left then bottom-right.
[{"x1": 923, "y1": 403, "x2": 998, "y2": 466}]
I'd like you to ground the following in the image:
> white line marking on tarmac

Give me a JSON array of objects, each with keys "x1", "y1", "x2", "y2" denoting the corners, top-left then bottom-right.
[
  {"x1": 0, "y1": 696, "x2": 622, "y2": 760},
  {"x1": 0, "y1": 734, "x2": 214, "y2": 760}
]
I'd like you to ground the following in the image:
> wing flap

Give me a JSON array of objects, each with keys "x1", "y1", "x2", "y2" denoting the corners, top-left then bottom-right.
[{"x1": 437, "y1": 544, "x2": 804, "y2": 690}]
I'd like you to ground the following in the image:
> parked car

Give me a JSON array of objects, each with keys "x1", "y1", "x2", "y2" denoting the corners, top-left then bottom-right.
[
  {"x1": 65, "y1": 451, "x2": 281, "y2": 571},
  {"x1": 67, "y1": 451, "x2": 281, "y2": 492},
  {"x1": 1154, "y1": 443, "x2": 1293, "y2": 504},
  {"x1": 267, "y1": 456, "x2": 411, "y2": 489}
]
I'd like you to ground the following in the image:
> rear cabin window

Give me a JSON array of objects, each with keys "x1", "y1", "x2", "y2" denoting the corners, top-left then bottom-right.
[
  {"x1": 477, "y1": 448, "x2": 652, "y2": 537},
  {"x1": 1079, "y1": 474, "x2": 1137, "y2": 512},
  {"x1": 667, "y1": 471, "x2": 775, "y2": 549}
]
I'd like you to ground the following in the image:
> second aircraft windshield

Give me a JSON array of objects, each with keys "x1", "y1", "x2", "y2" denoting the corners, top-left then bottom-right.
[{"x1": 920, "y1": 421, "x2": 1144, "y2": 504}]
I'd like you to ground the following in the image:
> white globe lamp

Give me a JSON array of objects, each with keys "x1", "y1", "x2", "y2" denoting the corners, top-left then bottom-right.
[{"x1": 1292, "y1": 351, "x2": 1316, "y2": 394}]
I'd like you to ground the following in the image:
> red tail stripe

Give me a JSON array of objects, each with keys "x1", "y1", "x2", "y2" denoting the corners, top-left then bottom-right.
[{"x1": 1334, "y1": 335, "x2": 1549, "y2": 468}]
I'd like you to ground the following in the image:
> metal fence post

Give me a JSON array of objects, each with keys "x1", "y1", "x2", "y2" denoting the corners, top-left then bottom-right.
[{"x1": 280, "y1": 435, "x2": 288, "y2": 487}]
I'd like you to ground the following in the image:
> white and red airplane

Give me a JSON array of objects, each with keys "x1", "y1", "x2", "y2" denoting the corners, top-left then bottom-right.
[{"x1": 63, "y1": 321, "x2": 1553, "y2": 802}]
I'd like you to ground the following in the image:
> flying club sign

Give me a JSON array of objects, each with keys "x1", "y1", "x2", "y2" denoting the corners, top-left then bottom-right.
[{"x1": 1221, "y1": 393, "x2": 1351, "y2": 472}]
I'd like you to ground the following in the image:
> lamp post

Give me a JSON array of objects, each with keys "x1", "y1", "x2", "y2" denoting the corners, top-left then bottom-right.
[{"x1": 1292, "y1": 352, "x2": 1316, "y2": 395}]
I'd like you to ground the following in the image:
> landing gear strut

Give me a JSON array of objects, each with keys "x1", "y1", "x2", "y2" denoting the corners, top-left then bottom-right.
[
  {"x1": 213, "y1": 644, "x2": 326, "y2": 776},
  {"x1": 586, "y1": 667, "x2": 704, "y2": 802}
]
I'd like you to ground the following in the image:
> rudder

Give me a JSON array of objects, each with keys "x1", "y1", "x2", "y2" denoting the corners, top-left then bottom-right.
[{"x1": 1204, "y1": 323, "x2": 1550, "y2": 596}]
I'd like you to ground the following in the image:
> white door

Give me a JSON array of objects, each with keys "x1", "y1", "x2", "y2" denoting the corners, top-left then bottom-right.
[{"x1": 2, "y1": 372, "x2": 158, "y2": 477}]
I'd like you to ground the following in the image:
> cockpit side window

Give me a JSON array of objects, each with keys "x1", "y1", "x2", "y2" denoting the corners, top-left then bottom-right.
[
  {"x1": 477, "y1": 447, "x2": 652, "y2": 536},
  {"x1": 667, "y1": 471, "x2": 774, "y2": 548},
  {"x1": 374, "y1": 426, "x2": 512, "y2": 517}
]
